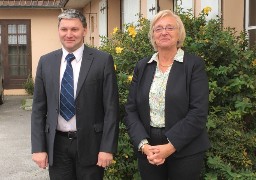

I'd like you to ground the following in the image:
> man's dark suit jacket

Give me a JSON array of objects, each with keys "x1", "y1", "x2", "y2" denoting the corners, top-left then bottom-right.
[
  {"x1": 31, "y1": 45, "x2": 119, "y2": 166},
  {"x1": 125, "y1": 51, "x2": 210, "y2": 158}
]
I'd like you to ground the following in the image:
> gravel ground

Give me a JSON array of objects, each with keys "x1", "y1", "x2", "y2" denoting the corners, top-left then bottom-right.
[{"x1": 0, "y1": 96, "x2": 49, "y2": 180}]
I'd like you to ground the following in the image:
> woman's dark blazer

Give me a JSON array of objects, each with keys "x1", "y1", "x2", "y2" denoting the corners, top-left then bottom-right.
[{"x1": 125, "y1": 51, "x2": 211, "y2": 158}]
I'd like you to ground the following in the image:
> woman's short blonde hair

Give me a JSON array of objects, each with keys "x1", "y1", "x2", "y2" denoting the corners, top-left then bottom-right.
[{"x1": 148, "y1": 10, "x2": 186, "y2": 51}]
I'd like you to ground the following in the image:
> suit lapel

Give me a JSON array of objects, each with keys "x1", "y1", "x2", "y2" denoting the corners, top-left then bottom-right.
[
  {"x1": 52, "y1": 50, "x2": 62, "y2": 103},
  {"x1": 76, "y1": 46, "x2": 93, "y2": 98},
  {"x1": 166, "y1": 60, "x2": 184, "y2": 96},
  {"x1": 138, "y1": 61, "x2": 156, "y2": 129},
  {"x1": 166, "y1": 61, "x2": 176, "y2": 92},
  {"x1": 139, "y1": 62, "x2": 156, "y2": 105},
  {"x1": 165, "y1": 59, "x2": 184, "y2": 124}
]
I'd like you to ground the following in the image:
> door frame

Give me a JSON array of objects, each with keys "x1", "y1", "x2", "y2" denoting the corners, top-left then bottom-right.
[{"x1": 0, "y1": 19, "x2": 32, "y2": 89}]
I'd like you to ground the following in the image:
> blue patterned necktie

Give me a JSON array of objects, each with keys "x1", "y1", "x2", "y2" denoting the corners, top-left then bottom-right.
[{"x1": 60, "y1": 53, "x2": 76, "y2": 121}]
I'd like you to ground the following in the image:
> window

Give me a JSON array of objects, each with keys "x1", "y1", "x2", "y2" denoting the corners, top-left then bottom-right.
[
  {"x1": 99, "y1": 0, "x2": 107, "y2": 45},
  {"x1": 122, "y1": 0, "x2": 140, "y2": 25},
  {"x1": 147, "y1": 0, "x2": 157, "y2": 20},
  {"x1": 175, "y1": 0, "x2": 193, "y2": 13},
  {"x1": 246, "y1": 0, "x2": 256, "y2": 48},
  {"x1": 175, "y1": 0, "x2": 221, "y2": 20},
  {"x1": 8, "y1": 24, "x2": 27, "y2": 76},
  {"x1": 201, "y1": 0, "x2": 221, "y2": 20}
]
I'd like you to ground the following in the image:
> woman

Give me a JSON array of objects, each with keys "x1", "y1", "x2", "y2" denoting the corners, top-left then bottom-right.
[{"x1": 124, "y1": 10, "x2": 210, "y2": 180}]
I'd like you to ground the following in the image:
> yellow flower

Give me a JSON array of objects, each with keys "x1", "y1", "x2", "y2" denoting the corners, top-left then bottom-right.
[
  {"x1": 127, "y1": 75, "x2": 133, "y2": 82},
  {"x1": 113, "y1": 27, "x2": 118, "y2": 34},
  {"x1": 115, "y1": 47, "x2": 123, "y2": 54},
  {"x1": 127, "y1": 26, "x2": 137, "y2": 38},
  {"x1": 139, "y1": 17, "x2": 145, "y2": 24},
  {"x1": 114, "y1": 64, "x2": 117, "y2": 70},
  {"x1": 203, "y1": 6, "x2": 212, "y2": 15},
  {"x1": 243, "y1": 149, "x2": 247, "y2": 157},
  {"x1": 112, "y1": 160, "x2": 116, "y2": 164},
  {"x1": 252, "y1": 59, "x2": 256, "y2": 66}
]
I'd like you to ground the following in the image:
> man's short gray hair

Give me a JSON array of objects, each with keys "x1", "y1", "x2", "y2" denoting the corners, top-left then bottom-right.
[{"x1": 58, "y1": 9, "x2": 87, "y2": 28}]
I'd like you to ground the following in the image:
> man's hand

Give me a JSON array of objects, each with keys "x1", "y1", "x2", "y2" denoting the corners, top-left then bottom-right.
[
  {"x1": 32, "y1": 152, "x2": 48, "y2": 169},
  {"x1": 97, "y1": 152, "x2": 113, "y2": 168}
]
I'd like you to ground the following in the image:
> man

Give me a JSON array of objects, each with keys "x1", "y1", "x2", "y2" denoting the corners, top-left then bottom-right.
[{"x1": 31, "y1": 9, "x2": 119, "y2": 180}]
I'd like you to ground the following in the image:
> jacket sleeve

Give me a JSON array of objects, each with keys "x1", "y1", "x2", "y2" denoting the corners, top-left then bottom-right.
[
  {"x1": 100, "y1": 54, "x2": 120, "y2": 153},
  {"x1": 31, "y1": 57, "x2": 47, "y2": 153},
  {"x1": 124, "y1": 61, "x2": 150, "y2": 148}
]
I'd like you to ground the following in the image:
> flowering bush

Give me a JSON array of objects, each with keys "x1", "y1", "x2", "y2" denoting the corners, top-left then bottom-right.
[
  {"x1": 100, "y1": 8, "x2": 256, "y2": 179},
  {"x1": 178, "y1": 7, "x2": 256, "y2": 179},
  {"x1": 100, "y1": 17, "x2": 154, "y2": 180}
]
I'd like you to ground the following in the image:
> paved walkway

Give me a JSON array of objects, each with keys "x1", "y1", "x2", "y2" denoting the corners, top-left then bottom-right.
[{"x1": 0, "y1": 96, "x2": 49, "y2": 180}]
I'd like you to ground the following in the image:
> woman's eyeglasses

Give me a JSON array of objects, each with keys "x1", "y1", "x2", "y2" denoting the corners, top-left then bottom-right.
[{"x1": 153, "y1": 26, "x2": 177, "y2": 33}]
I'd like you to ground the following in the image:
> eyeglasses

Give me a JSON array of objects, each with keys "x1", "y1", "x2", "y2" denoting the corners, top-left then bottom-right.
[{"x1": 153, "y1": 25, "x2": 177, "y2": 33}]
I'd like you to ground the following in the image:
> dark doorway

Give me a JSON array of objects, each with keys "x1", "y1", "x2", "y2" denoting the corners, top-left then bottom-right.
[{"x1": 0, "y1": 20, "x2": 31, "y2": 89}]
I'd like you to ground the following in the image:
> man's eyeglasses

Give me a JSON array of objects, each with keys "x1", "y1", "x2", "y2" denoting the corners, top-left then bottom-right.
[{"x1": 153, "y1": 26, "x2": 177, "y2": 33}]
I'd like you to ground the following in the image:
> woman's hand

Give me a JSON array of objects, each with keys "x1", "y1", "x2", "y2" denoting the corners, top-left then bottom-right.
[
  {"x1": 142, "y1": 144, "x2": 164, "y2": 165},
  {"x1": 146, "y1": 143, "x2": 176, "y2": 165},
  {"x1": 142, "y1": 144, "x2": 154, "y2": 157}
]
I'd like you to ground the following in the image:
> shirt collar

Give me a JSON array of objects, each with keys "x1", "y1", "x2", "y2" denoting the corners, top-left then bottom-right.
[
  {"x1": 62, "y1": 44, "x2": 84, "y2": 62},
  {"x1": 148, "y1": 48, "x2": 184, "y2": 64}
]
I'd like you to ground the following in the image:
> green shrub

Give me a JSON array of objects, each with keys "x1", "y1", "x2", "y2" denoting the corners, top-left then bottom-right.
[
  {"x1": 101, "y1": 8, "x2": 256, "y2": 179},
  {"x1": 23, "y1": 74, "x2": 34, "y2": 95},
  {"x1": 178, "y1": 9, "x2": 256, "y2": 179},
  {"x1": 101, "y1": 16, "x2": 153, "y2": 180}
]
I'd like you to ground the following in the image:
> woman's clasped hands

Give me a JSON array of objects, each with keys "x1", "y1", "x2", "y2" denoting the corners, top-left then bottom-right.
[{"x1": 143, "y1": 143, "x2": 176, "y2": 166}]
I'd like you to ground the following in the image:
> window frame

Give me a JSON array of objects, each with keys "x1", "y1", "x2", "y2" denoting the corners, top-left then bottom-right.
[{"x1": 245, "y1": 0, "x2": 256, "y2": 48}]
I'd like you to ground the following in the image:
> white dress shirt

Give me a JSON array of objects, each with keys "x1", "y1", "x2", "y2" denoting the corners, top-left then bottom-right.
[{"x1": 57, "y1": 45, "x2": 84, "y2": 132}]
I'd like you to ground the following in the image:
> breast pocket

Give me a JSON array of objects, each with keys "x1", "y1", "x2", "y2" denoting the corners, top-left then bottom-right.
[
  {"x1": 82, "y1": 79, "x2": 103, "y2": 99},
  {"x1": 84, "y1": 79, "x2": 99, "y2": 85}
]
